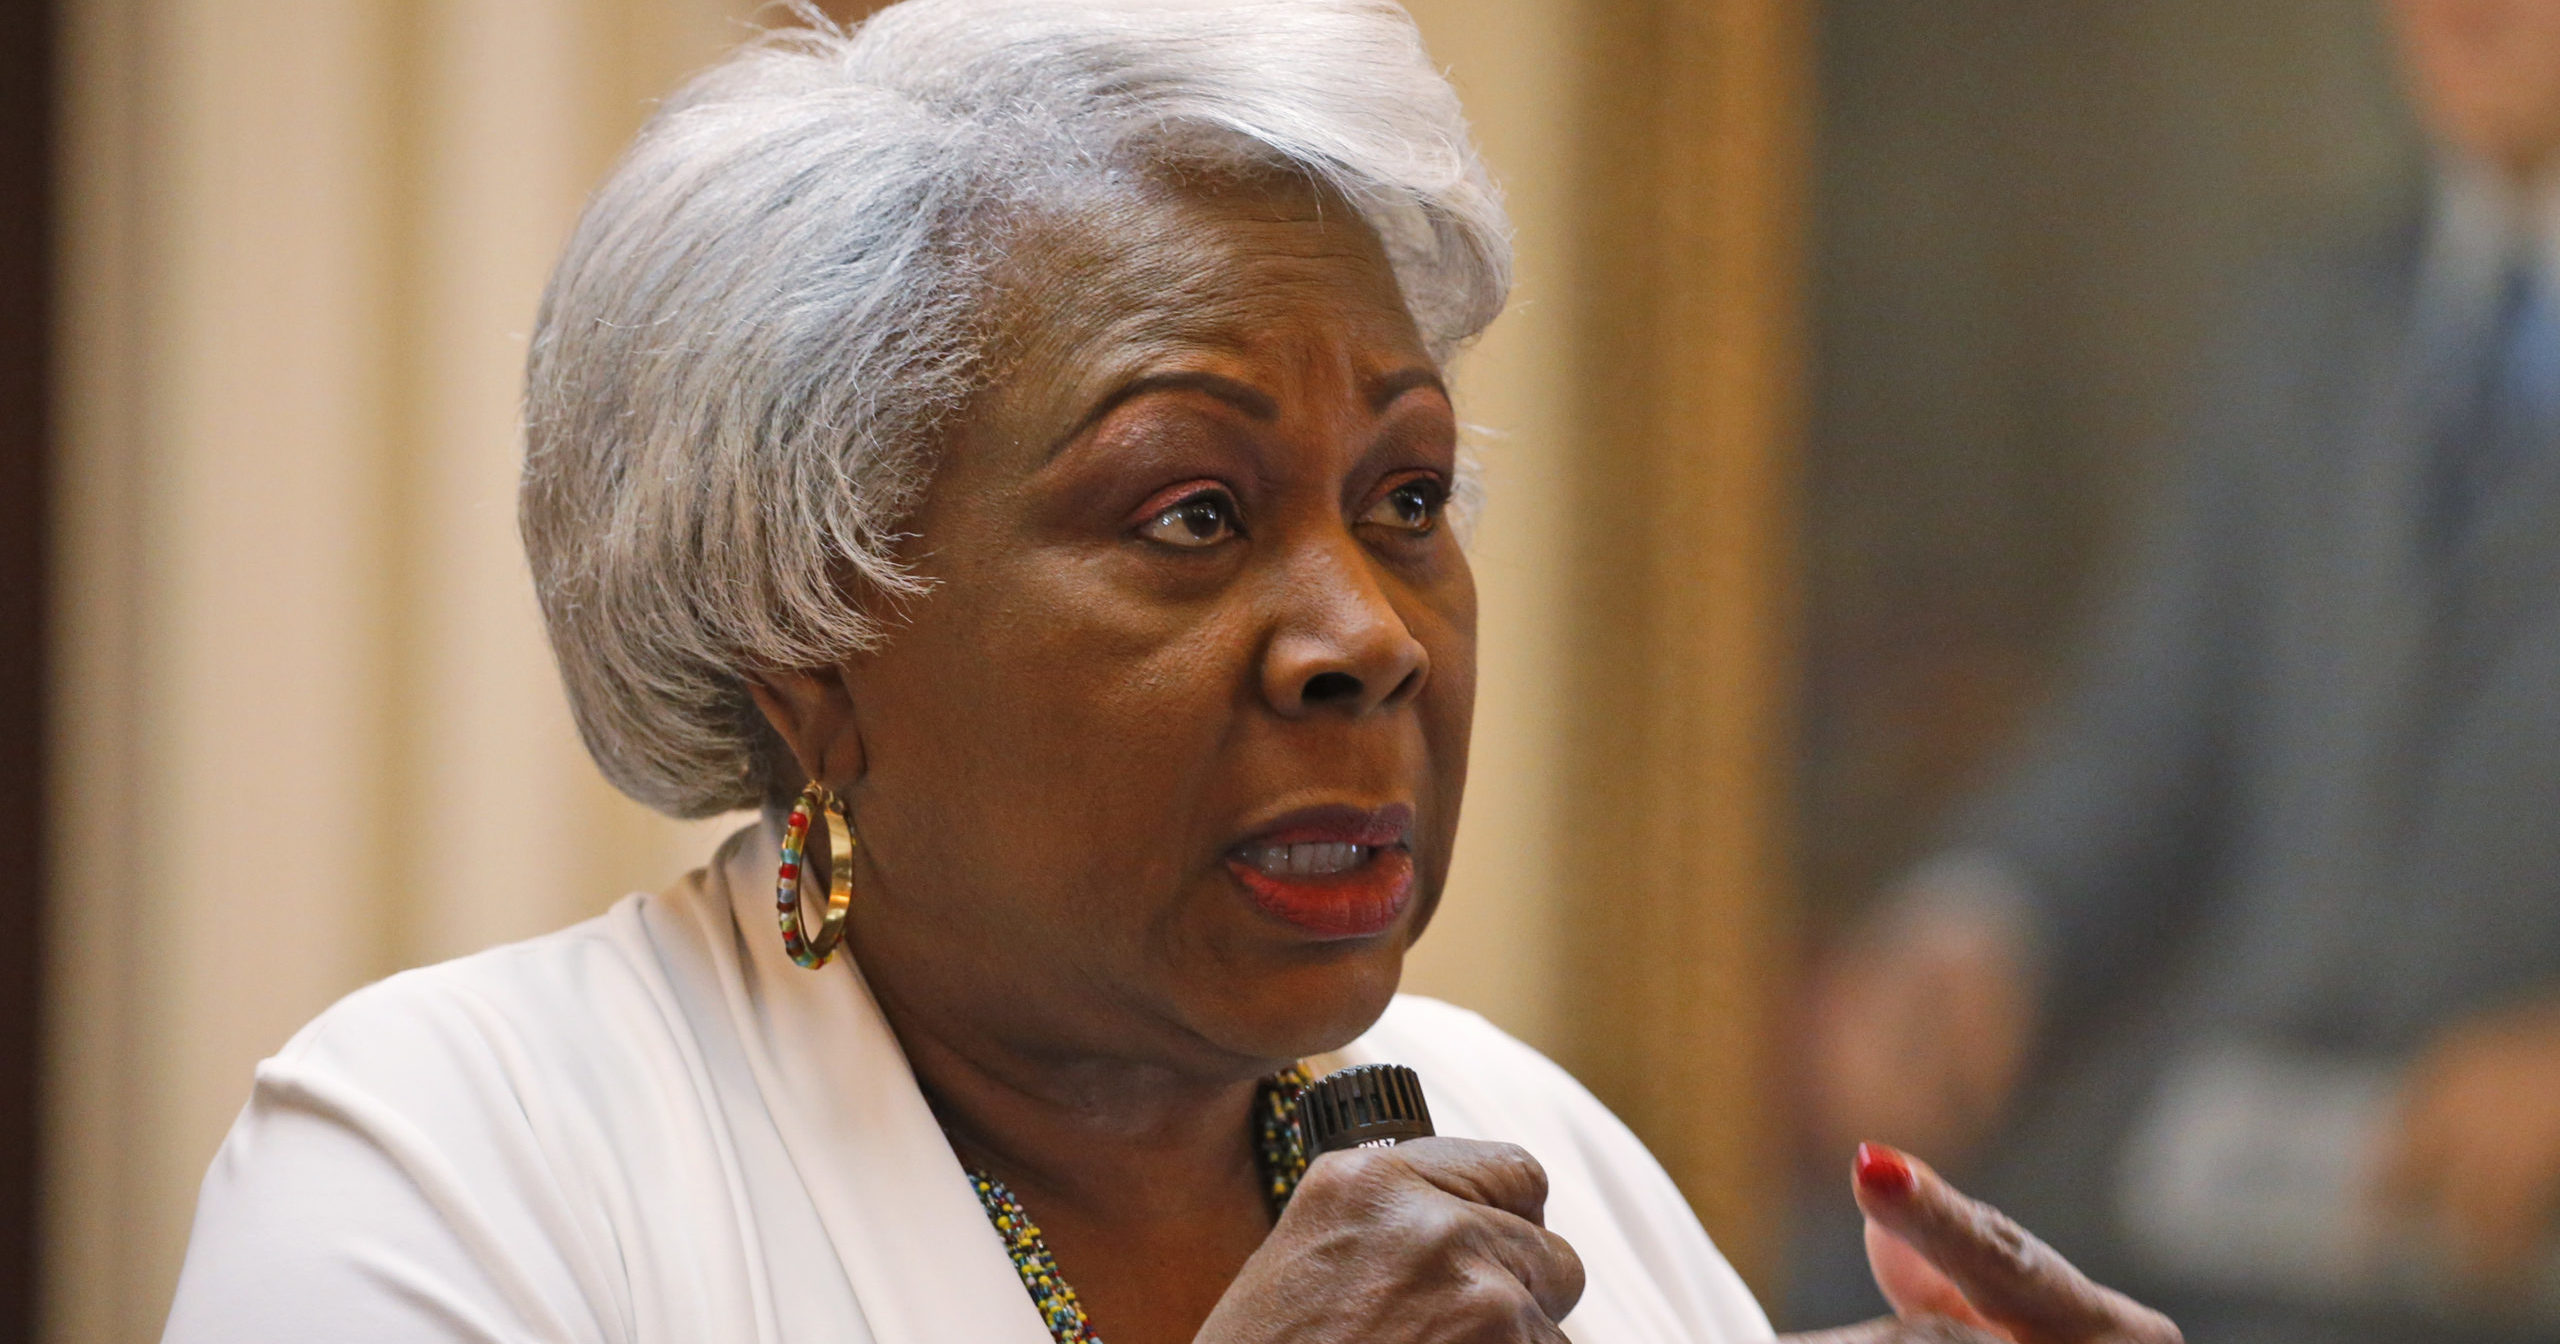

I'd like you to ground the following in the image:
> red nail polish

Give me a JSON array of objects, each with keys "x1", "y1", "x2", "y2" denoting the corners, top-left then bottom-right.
[{"x1": 1855, "y1": 1142, "x2": 1915, "y2": 1197}]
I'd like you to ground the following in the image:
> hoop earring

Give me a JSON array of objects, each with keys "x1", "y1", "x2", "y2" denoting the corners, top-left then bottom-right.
[{"x1": 777, "y1": 781, "x2": 855, "y2": 969}]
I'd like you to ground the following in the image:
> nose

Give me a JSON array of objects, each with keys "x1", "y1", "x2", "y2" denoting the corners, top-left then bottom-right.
[{"x1": 1260, "y1": 539, "x2": 1430, "y2": 717}]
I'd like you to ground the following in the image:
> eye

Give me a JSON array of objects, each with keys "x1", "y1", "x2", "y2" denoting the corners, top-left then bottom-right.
[
  {"x1": 1361, "y1": 477, "x2": 1446, "y2": 535},
  {"x1": 1136, "y1": 489, "x2": 1241, "y2": 548}
]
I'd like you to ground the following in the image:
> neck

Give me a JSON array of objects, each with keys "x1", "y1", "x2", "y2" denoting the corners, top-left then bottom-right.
[{"x1": 854, "y1": 939, "x2": 1274, "y2": 1228}]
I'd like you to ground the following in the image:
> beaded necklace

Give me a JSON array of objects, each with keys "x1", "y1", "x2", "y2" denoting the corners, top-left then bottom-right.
[{"x1": 963, "y1": 1065, "x2": 1315, "y2": 1344}]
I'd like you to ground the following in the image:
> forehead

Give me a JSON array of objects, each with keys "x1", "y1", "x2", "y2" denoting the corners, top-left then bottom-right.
[{"x1": 970, "y1": 168, "x2": 1432, "y2": 437}]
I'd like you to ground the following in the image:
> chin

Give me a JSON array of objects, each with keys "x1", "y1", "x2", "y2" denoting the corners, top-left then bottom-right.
[{"x1": 1188, "y1": 934, "x2": 1409, "y2": 1067}]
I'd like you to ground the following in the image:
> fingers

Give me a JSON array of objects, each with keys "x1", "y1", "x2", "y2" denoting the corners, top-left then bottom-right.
[
  {"x1": 1852, "y1": 1144, "x2": 2180, "y2": 1344},
  {"x1": 1864, "y1": 1216, "x2": 2004, "y2": 1338},
  {"x1": 1349, "y1": 1136, "x2": 1552, "y2": 1226},
  {"x1": 1376, "y1": 1140, "x2": 1582, "y2": 1321},
  {"x1": 1290, "y1": 1138, "x2": 1584, "y2": 1326},
  {"x1": 1469, "y1": 1208, "x2": 1587, "y2": 1323},
  {"x1": 1784, "y1": 1318, "x2": 2011, "y2": 1344}
]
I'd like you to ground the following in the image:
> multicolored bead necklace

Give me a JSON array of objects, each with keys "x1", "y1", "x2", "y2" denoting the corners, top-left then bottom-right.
[{"x1": 964, "y1": 1065, "x2": 1315, "y2": 1344}]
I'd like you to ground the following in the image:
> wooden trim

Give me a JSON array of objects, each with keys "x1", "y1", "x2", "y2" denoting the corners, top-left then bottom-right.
[
  {"x1": 1559, "y1": 0, "x2": 1810, "y2": 1289},
  {"x1": 0, "y1": 0, "x2": 51, "y2": 1334}
]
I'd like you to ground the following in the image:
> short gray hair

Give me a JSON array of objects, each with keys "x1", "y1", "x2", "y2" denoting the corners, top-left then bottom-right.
[{"x1": 522, "y1": 0, "x2": 1511, "y2": 818}]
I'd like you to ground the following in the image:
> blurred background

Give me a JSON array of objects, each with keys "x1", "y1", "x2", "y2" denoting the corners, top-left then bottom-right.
[
  {"x1": 1799, "y1": 2, "x2": 2415, "y2": 950},
  {"x1": 7, "y1": 0, "x2": 2550, "y2": 1341}
]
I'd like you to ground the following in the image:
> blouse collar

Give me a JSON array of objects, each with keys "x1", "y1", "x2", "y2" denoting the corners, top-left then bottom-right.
[{"x1": 699, "y1": 821, "x2": 1054, "y2": 1344}]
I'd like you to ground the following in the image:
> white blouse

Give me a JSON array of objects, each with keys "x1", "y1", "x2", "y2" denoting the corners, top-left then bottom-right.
[{"x1": 162, "y1": 825, "x2": 1775, "y2": 1344}]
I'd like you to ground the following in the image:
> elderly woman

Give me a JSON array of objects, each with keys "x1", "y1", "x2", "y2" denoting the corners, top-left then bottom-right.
[{"x1": 162, "y1": 3, "x2": 2181, "y2": 1342}]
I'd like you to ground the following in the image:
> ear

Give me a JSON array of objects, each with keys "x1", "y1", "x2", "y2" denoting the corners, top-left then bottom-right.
[{"x1": 745, "y1": 665, "x2": 868, "y2": 789}]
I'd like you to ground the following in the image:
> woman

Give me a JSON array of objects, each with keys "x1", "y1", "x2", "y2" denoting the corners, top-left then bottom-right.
[{"x1": 163, "y1": 3, "x2": 2180, "y2": 1342}]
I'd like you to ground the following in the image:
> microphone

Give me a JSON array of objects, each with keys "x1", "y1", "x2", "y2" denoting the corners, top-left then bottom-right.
[{"x1": 1301, "y1": 1063, "x2": 1434, "y2": 1156}]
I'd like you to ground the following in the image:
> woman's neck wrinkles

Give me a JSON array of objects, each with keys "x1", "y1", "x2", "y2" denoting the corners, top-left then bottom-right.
[{"x1": 857, "y1": 941, "x2": 1272, "y2": 1228}]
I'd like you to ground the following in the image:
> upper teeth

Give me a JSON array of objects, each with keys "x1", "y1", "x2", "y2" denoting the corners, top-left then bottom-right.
[{"x1": 1239, "y1": 842, "x2": 1372, "y2": 877}]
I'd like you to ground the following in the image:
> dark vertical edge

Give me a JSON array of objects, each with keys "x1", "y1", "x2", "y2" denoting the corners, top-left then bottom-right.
[{"x1": 0, "y1": 0, "x2": 52, "y2": 1335}]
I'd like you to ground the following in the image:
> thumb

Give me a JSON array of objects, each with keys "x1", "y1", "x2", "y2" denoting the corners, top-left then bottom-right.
[{"x1": 1864, "y1": 1215, "x2": 2010, "y2": 1340}]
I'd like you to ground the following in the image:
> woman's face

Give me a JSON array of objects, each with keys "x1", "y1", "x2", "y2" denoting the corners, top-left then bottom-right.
[{"x1": 818, "y1": 171, "x2": 1476, "y2": 1077}]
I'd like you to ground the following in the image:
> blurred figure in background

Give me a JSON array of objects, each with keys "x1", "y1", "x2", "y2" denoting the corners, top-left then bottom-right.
[{"x1": 1796, "y1": 2, "x2": 2560, "y2": 1342}]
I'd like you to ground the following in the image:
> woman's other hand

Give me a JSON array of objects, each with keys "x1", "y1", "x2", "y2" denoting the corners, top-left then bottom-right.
[
  {"x1": 1783, "y1": 1143, "x2": 2181, "y2": 1344},
  {"x1": 1197, "y1": 1137, "x2": 1585, "y2": 1344},
  {"x1": 2378, "y1": 994, "x2": 2560, "y2": 1298}
]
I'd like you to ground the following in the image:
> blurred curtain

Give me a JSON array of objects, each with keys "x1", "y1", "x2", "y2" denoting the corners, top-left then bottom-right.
[
  {"x1": 49, "y1": 2, "x2": 758, "y2": 1337},
  {"x1": 1554, "y1": 0, "x2": 1809, "y2": 1288}
]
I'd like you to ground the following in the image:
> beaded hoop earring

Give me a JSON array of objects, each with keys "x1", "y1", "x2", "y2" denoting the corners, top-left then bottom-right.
[{"x1": 776, "y1": 781, "x2": 855, "y2": 969}]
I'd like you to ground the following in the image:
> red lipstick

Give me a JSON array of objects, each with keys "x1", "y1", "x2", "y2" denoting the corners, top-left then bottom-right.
[{"x1": 1225, "y1": 803, "x2": 1416, "y2": 939}]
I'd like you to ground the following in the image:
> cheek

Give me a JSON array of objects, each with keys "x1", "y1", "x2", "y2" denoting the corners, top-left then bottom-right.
[
  {"x1": 1433, "y1": 590, "x2": 1477, "y2": 735},
  {"x1": 854, "y1": 550, "x2": 1247, "y2": 917},
  {"x1": 1415, "y1": 557, "x2": 1480, "y2": 819},
  {"x1": 1428, "y1": 547, "x2": 1479, "y2": 698}
]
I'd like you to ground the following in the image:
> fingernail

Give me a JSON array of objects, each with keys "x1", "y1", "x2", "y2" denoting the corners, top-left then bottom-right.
[{"x1": 1855, "y1": 1142, "x2": 1915, "y2": 1198}]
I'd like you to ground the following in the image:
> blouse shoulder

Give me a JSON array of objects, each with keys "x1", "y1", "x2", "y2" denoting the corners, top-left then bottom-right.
[
  {"x1": 270, "y1": 896, "x2": 681, "y2": 1093},
  {"x1": 163, "y1": 892, "x2": 741, "y2": 1344}
]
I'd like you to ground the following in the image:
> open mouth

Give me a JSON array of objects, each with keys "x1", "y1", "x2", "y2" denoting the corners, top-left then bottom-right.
[
  {"x1": 1225, "y1": 803, "x2": 1416, "y2": 939},
  {"x1": 1231, "y1": 840, "x2": 1390, "y2": 878}
]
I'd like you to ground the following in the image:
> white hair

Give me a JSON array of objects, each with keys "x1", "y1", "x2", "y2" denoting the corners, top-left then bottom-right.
[{"x1": 522, "y1": 0, "x2": 1512, "y2": 818}]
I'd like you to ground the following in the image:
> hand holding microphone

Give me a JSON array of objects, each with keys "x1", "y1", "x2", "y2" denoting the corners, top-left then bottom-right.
[
  {"x1": 1196, "y1": 1065, "x2": 1587, "y2": 1344},
  {"x1": 1197, "y1": 1066, "x2": 2177, "y2": 1344}
]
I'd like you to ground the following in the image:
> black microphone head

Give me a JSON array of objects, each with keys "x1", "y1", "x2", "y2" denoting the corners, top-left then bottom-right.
[{"x1": 1301, "y1": 1063, "x2": 1434, "y2": 1156}]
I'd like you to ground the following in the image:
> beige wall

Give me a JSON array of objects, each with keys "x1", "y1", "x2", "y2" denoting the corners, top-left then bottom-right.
[
  {"x1": 1394, "y1": 0, "x2": 1592, "y2": 1056},
  {"x1": 50, "y1": 0, "x2": 1788, "y2": 1334},
  {"x1": 50, "y1": 3, "x2": 760, "y2": 1337}
]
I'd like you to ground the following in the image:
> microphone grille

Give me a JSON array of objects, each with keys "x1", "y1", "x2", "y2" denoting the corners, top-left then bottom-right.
[{"x1": 1300, "y1": 1063, "x2": 1434, "y2": 1156}]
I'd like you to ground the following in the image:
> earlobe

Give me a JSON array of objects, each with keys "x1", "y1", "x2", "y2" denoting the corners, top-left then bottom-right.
[{"x1": 745, "y1": 666, "x2": 867, "y2": 787}]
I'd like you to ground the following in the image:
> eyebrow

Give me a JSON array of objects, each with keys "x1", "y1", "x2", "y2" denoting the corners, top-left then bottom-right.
[
  {"x1": 1047, "y1": 371, "x2": 1275, "y2": 458},
  {"x1": 1045, "y1": 364, "x2": 1448, "y2": 459},
  {"x1": 1365, "y1": 366, "x2": 1449, "y2": 410}
]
